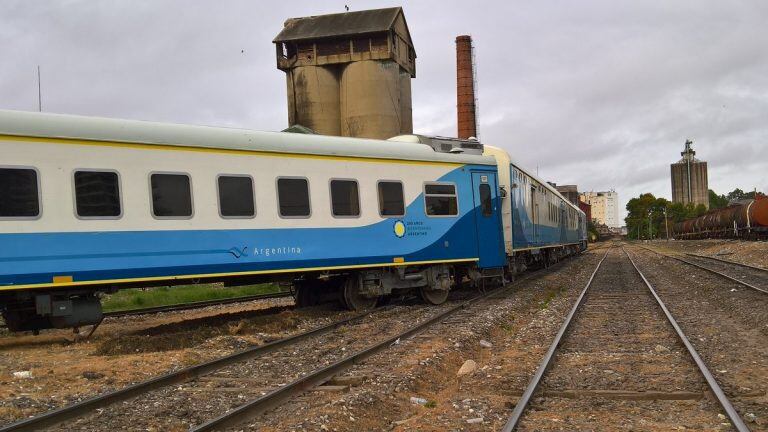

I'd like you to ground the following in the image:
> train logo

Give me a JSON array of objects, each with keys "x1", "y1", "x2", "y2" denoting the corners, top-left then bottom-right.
[{"x1": 393, "y1": 220, "x2": 406, "y2": 238}]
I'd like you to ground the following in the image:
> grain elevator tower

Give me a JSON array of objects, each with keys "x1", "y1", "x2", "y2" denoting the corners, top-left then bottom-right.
[
  {"x1": 273, "y1": 7, "x2": 416, "y2": 139},
  {"x1": 671, "y1": 140, "x2": 709, "y2": 209}
]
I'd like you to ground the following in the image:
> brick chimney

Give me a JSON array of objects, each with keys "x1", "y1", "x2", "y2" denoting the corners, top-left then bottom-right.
[{"x1": 456, "y1": 35, "x2": 477, "y2": 139}]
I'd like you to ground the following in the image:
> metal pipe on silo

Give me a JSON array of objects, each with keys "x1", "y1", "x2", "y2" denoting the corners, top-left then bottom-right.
[{"x1": 456, "y1": 35, "x2": 477, "y2": 139}]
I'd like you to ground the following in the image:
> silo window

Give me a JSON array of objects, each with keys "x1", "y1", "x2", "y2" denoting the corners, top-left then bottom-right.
[
  {"x1": 150, "y1": 173, "x2": 193, "y2": 219},
  {"x1": 74, "y1": 170, "x2": 121, "y2": 218},
  {"x1": 352, "y1": 38, "x2": 370, "y2": 53},
  {"x1": 330, "y1": 179, "x2": 360, "y2": 217},
  {"x1": 424, "y1": 183, "x2": 458, "y2": 217},
  {"x1": 378, "y1": 181, "x2": 405, "y2": 217},
  {"x1": 371, "y1": 35, "x2": 388, "y2": 52},
  {"x1": 277, "y1": 177, "x2": 311, "y2": 218},
  {"x1": 218, "y1": 175, "x2": 255, "y2": 218},
  {"x1": 0, "y1": 167, "x2": 40, "y2": 219}
]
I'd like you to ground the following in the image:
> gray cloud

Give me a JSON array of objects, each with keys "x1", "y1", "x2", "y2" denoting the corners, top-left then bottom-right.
[{"x1": 1, "y1": 0, "x2": 766, "y2": 221}]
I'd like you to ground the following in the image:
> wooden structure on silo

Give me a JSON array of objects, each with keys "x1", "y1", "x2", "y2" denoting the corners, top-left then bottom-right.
[{"x1": 273, "y1": 7, "x2": 416, "y2": 139}]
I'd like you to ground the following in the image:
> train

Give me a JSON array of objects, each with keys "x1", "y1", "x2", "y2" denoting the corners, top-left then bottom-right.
[
  {"x1": 0, "y1": 110, "x2": 586, "y2": 333},
  {"x1": 672, "y1": 198, "x2": 768, "y2": 240}
]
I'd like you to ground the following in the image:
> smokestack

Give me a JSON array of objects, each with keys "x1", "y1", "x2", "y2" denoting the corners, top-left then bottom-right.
[{"x1": 456, "y1": 35, "x2": 477, "y2": 139}]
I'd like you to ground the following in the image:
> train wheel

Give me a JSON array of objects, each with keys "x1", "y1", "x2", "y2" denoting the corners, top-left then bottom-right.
[
  {"x1": 341, "y1": 275, "x2": 378, "y2": 311},
  {"x1": 418, "y1": 286, "x2": 449, "y2": 305}
]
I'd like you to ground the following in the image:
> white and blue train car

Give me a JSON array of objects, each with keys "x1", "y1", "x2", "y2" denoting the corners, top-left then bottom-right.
[
  {"x1": 0, "y1": 111, "x2": 509, "y2": 332},
  {"x1": 484, "y1": 146, "x2": 587, "y2": 274}
]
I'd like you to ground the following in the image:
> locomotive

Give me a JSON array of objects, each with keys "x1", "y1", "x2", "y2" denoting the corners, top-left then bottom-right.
[
  {"x1": 673, "y1": 197, "x2": 768, "y2": 240},
  {"x1": 0, "y1": 110, "x2": 586, "y2": 333}
]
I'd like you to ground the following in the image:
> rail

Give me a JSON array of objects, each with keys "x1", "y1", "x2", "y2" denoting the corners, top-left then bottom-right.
[
  {"x1": 0, "y1": 306, "x2": 373, "y2": 432},
  {"x1": 104, "y1": 291, "x2": 294, "y2": 318},
  {"x1": 636, "y1": 245, "x2": 767, "y2": 295},
  {"x1": 685, "y1": 253, "x2": 768, "y2": 273},
  {"x1": 190, "y1": 276, "x2": 534, "y2": 431}
]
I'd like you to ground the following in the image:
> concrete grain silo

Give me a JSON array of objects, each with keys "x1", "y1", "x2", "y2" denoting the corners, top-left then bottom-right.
[
  {"x1": 274, "y1": 7, "x2": 416, "y2": 139},
  {"x1": 671, "y1": 140, "x2": 709, "y2": 209},
  {"x1": 285, "y1": 66, "x2": 341, "y2": 136}
]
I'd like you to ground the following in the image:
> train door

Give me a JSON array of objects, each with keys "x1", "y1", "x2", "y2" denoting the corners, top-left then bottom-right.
[
  {"x1": 471, "y1": 172, "x2": 505, "y2": 268},
  {"x1": 530, "y1": 186, "x2": 537, "y2": 245}
]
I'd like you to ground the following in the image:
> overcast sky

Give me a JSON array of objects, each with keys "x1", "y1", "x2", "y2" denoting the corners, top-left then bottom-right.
[{"x1": 2, "y1": 1, "x2": 766, "y2": 222}]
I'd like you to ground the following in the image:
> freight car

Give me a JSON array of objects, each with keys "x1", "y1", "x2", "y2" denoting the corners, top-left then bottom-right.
[
  {"x1": 0, "y1": 110, "x2": 586, "y2": 333},
  {"x1": 672, "y1": 198, "x2": 768, "y2": 240}
]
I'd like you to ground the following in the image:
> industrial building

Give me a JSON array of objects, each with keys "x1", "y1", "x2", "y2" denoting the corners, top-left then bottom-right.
[
  {"x1": 273, "y1": 7, "x2": 415, "y2": 139},
  {"x1": 580, "y1": 190, "x2": 620, "y2": 228},
  {"x1": 554, "y1": 184, "x2": 580, "y2": 206},
  {"x1": 671, "y1": 140, "x2": 709, "y2": 209}
]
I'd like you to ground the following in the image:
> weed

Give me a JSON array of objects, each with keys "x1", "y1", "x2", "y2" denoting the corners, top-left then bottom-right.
[{"x1": 101, "y1": 283, "x2": 280, "y2": 313}]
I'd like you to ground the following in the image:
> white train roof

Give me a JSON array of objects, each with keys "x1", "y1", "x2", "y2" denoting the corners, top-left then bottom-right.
[
  {"x1": 485, "y1": 145, "x2": 584, "y2": 215},
  {"x1": 0, "y1": 110, "x2": 496, "y2": 166}
]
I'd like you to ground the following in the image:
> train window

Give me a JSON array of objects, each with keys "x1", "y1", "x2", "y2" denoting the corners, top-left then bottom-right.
[
  {"x1": 330, "y1": 179, "x2": 360, "y2": 217},
  {"x1": 277, "y1": 177, "x2": 310, "y2": 218},
  {"x1": 424, "y1": 182, "x2": 458, "y2": 217},
  {"x1": 74, "y1": 170, "x2": 121, "y2": 218},
  {"x1": 150, "y1": 173, "x2": 193, "y2": 218},
  {"x1": 479, "y1": 183, "x2": 492, "y2": 216},
  {"x1": 0, "y1": 167, "x2": 40, "y2": 219},
  {"x1": 378, "y1": 181, "x2": 405, "y2": 217},
  {"x1": 217, "y1": 175, "x2": 255, "y2": 218}
]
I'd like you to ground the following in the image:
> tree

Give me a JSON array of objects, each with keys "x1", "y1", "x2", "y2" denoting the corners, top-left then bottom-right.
[
  {"x1": 726, "y1": 188, "x2": 747, "y2": 201},
  {"x1": 625, "y1": 193, "x2": 703, "y2": 240},
  {"x1": 708, "y1": 189, "x2": 728, "y2": 209}
]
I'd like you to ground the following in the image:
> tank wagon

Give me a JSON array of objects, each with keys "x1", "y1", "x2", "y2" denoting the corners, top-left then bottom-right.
[
  {"x1": 673, "y1": 198, "x2": 768, "y2": 240},
  {"x1": 0, "y1": 110, "x2": 586, "y2": 333}
]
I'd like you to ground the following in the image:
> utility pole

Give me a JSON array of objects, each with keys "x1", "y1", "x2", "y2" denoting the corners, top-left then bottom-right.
[
  {"x1": 648, "y1": 211, "x2": 652, "y2": 240},
  {"x1": 663, "y1": 207, "x2": 670, "y2": 241}
]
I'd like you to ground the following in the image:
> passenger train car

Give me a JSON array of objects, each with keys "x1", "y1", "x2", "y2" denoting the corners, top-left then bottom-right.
[{"x1": 0, "y1": 110, "x2": 586, "y2": 332}]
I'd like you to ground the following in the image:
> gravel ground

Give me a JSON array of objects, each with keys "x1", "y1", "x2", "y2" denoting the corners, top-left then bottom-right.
[
  {"x1": 0, "y1": 295, "x2": 371, "y2": 425},
  {"x1": 647, "y1": 239, "x2": 768, "y2": 269},
  {"x1": 232, "y1": 248, "x2": 605, "y2": 431},
  {"x1": 51, "y1": 295, "x2": 478, "y2": 431},
  {"x1": 629, "y1": 245, "x2": 768, "y2": 430}
]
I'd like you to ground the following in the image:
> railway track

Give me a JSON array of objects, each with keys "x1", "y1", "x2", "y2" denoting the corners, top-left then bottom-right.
[
  {"x1": 2, "y1": 262, "x2": 565, "y2": 432},
  {"x1": 502, "y1": 246, "x2": 749, "y2": 431},
  {"x1": 0, "y1": 291, "x2": 295, "y2": 331},
  {"x1": 637, "y1": 245, "x2": 768, "y2": 295},
  {"x1": 103, "y1": 290, "x2": 294, "y2": 318}
]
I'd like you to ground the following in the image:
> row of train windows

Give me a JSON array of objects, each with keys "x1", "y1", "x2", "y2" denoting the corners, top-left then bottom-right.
[{"x1": 0, "y1": 167, "x2": 460, "y2": 220}]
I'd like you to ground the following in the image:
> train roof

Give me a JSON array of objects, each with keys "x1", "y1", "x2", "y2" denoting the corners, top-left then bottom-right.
[
  {"x1": 0, "y1": 110, "x2": 496, "y2": 166},
  {"x1": 484, "y1": 145, "x2": 584, "y2": 216}
]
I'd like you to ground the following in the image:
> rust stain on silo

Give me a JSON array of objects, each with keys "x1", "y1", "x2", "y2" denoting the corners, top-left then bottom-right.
[{"x1": 456, "y1": 35, "x2": 477, "y2": 139}]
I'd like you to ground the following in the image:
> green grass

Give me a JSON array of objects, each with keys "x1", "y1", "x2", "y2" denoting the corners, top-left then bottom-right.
[{"x1": 100, "y1": 283, "x2": 281, "y2": 313}]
